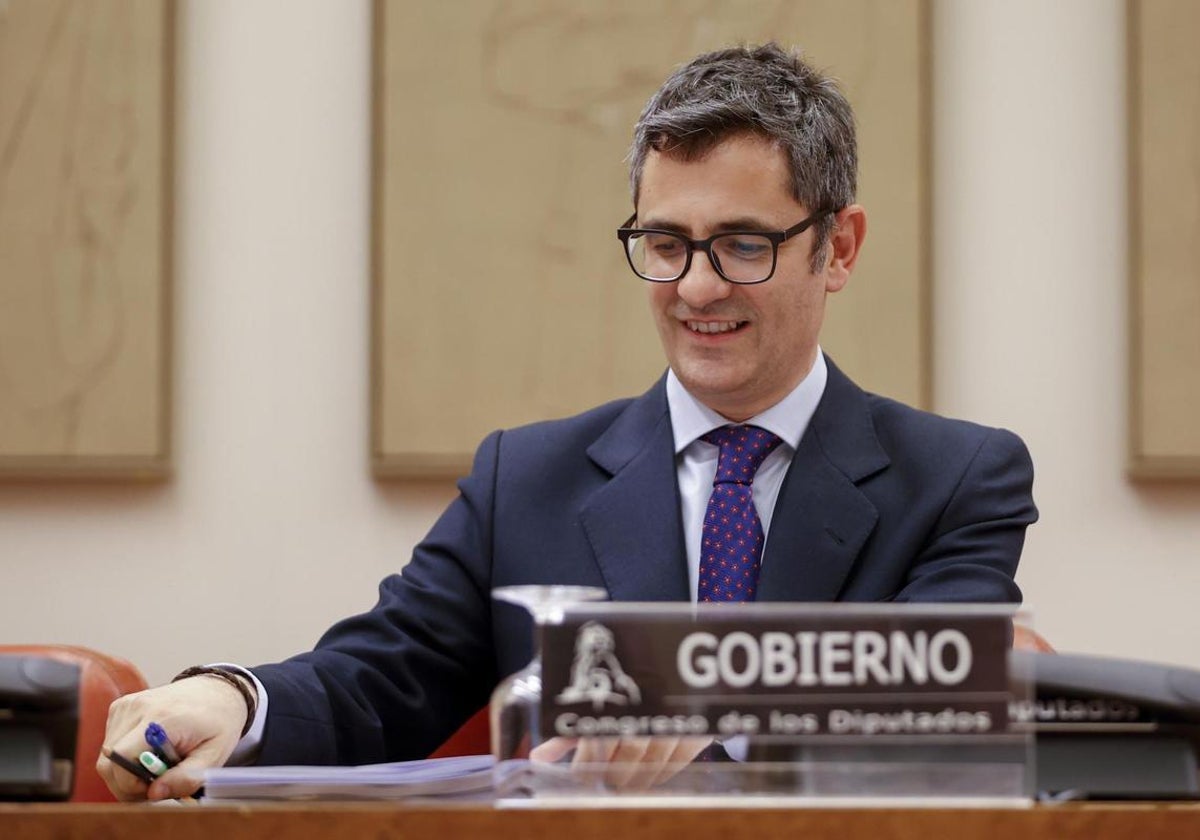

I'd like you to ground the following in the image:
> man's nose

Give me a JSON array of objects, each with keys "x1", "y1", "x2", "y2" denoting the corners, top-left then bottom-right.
[{"x1": 675, "y1": 249, "x2": 732, "y2": 309}]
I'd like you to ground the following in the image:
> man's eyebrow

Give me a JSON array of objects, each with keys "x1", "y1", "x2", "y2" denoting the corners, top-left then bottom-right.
[
  {"x1": 636, "y1": 216, "x2": 778, "y2": 235},
  {"x1": 711, "y1": 217, "x2": 777, "y2": 233}
]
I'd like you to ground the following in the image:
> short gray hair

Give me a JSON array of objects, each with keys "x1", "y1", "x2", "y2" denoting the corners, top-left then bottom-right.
[{"x1": 629, "y1": 43, "x2": 856, "y2": 269}]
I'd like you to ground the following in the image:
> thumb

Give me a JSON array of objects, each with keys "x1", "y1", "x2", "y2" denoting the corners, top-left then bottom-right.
[{"x1": 147, "y1": 741, "x2": 226, "y2": 801}]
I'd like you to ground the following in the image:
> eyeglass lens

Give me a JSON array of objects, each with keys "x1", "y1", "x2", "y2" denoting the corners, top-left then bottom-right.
[{"x1": 626, "y1": 232, "x2": 776, "y2": 283}]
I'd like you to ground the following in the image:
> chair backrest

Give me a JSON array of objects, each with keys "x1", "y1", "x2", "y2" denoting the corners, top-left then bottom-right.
[
  {"x1": 0, "y1": 644, "x2": 148, "y2": 802},
  {"x1": 429, "y1": 707, "x2": 490, "y2": 758}
]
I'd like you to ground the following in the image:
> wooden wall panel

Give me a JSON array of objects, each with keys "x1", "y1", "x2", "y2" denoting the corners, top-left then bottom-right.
[
  {"x1": 0, "y1": 0, "x2": 172, "y2": 478},
  {"x1": 373, "y1": 0, "x2": 928, "y2": 476},
  {"x1": 1129, "y1": 0, "x2": 1200, "y2": 478}
]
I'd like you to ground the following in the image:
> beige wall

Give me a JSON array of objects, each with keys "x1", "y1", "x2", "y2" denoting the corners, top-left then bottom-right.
[
  {"x1": 934, "y1": 0, "x2": 1200, "y2": 667},
  {"x1": 0, "y1": 0, "x2": 1196, "y2": 686}
]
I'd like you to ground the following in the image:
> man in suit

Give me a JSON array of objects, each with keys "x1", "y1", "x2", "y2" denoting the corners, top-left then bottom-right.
[{"x1": 98, "y1": 43, "x2": 1036, "y2": 800}]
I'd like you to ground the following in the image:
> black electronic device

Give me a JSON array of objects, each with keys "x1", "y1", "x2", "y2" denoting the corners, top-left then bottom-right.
[
  {"x1": 0, "y1": 655, "x2": 80, "y2": 801},
  {"x1": 747, "y1": 648, "x2": 1200, "y2": 801},
  {"x1": 1010, "y1": 650, "x2": 1200, "y2": 800}
]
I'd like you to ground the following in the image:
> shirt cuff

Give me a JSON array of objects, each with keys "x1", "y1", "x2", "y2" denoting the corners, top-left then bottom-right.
[
  {"x1": 720, "y1": 735, "x2": 748, "y2": 762},
  {"x1": 209, "y1": 662, "x2": 268, "y2": 765}
]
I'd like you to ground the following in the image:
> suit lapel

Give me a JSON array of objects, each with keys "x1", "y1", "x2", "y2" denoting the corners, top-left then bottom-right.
[
  {"x1": 757, "y1": 357, "x2": 890, "y2": 601},
  {"x1": 580, "y1": 378, "x2": 690, "y2": 602}
]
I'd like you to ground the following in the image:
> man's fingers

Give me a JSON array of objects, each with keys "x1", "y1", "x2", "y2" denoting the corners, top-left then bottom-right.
[
  {"x1": 97, "y1": 693, "x2": 155, "y2": 797},
  {"x1": 532, "y1": 735, "x2": 715, "y2": 792},
  {"x1": 569, "y1": 736, "x2": 620, "y2": 787},
  {"x1": 609, "y1": 736, "x2": 682, "y2": 791},
  {"x1": 606, "y1": 737, "x2": 688, "y2": 790},
  {"x1": 147, "y1": 765, "x2": 206, "y2": 801},
  {"x1": 529, "y1": 736, "x2": 578, "y2": 764},
  {"x1": 567, "y1": 735, "x2": 713, "y2": 791},
  {"x1": 95, "y1": 750, "x2": 149, "y2": 802},
  {"x1": 571, "y1": 736, "x2": 619, "y2": 766},
  {"x1": 646, "y1": 736, "x2": 711, "y2": 788},
  {"x1": 601, "y1": 737, "x2": 650, "y2": 789},
  {"x1": 146, "y1": 741, "x2": 225, "y2": 801}
]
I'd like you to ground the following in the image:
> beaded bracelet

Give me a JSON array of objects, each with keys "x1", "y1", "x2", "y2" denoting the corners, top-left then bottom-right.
[{"x1": 172, "y1": 666, "x2": 258, "y2": 737}]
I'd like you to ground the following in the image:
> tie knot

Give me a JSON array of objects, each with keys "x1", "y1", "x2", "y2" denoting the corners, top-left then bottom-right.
[{"x1": 701, "y1": 425, "x2": 782, "y2": 486}]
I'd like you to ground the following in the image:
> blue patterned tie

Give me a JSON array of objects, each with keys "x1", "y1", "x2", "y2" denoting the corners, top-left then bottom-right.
[{"x1": 698, "y1": 425, "x2": 783, "y2": 602}]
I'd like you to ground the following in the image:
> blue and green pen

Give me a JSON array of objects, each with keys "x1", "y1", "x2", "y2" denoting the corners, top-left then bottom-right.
[
  {"x1": 132, "y1": 721, "x2": 182, "y2": 778},
  {"x1": 144, "y1": 722, "x2": 182, "y2": 766},
  {"x1": 138, "y1": 750, "x2": 170, "y2": 777},
  {"x1": 109, "y1": 722, "x2": 185, "y2": 786}
]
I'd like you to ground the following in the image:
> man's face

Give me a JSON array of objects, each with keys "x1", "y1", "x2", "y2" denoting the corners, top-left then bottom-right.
[{"x1": 638, "y1": 133, "x2": 846, "y2": 421}]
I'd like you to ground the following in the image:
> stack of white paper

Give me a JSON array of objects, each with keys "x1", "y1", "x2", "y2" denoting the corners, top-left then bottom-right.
[{"x1": 202, "y1": 754, "x2": 495, "y2": 801}]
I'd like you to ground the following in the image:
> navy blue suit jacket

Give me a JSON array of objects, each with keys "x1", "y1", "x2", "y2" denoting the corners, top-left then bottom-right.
[{"x1": 252, "y1": 358, "x2": 1037, "y2": 765}]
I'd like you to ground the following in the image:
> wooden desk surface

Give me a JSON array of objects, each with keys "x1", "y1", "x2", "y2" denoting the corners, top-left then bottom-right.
[{"x1": 3, "y1": 802, "x2": 1200, "y2": 840}]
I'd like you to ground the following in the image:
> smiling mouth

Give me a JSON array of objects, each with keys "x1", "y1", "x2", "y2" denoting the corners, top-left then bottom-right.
[{"x1": 686, "y1": 320, "x2": 746, "y2": 335}]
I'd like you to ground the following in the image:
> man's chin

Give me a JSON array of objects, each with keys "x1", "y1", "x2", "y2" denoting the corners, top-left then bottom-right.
[{"x1": 672, "y1": 370, "x2": 755, "y2": 418}]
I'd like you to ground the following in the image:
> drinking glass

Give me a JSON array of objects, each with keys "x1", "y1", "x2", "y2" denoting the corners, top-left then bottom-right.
[{"x1": 489, "y1": 584, "x2": 608, "y2": 796}]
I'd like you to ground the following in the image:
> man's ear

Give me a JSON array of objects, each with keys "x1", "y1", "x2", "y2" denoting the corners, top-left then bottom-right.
[{"x1": 824, "y1": 204, "x2": 867, "y2": 293}]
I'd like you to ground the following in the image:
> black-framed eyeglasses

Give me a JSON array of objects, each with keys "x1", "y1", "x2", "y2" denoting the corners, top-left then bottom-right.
[{"x1": 615, "y1": 209, "x2": 834, "y2": 284}]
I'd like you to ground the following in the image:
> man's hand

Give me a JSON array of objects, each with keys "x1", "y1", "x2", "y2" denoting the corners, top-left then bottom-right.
[
  {"x1": 530, "y1": 736, "x2": 710, "y2": 791},
  {"x1": 96, "y1": 675, "x2": 250, "y2": 801}
]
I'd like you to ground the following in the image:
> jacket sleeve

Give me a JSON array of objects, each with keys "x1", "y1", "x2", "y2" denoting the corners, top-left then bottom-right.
[
  {"x1": 250, "y1": 431, "x2": 503, "y2": 766},
  {"x1": 893, "y1": 427, "x2": 1038, "y2": 603}
]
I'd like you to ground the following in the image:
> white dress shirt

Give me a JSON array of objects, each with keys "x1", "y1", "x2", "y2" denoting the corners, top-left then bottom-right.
[{"x1": 667, "y1": 351, "x2": 828, "y2": 602}]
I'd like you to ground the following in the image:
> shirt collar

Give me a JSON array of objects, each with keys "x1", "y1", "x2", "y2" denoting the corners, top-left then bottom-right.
[{"x1": 666, "y1": 350, "x2": 828, "y2": 455}]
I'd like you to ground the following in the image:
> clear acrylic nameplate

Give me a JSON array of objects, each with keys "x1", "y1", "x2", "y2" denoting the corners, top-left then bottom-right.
[{"x1": 489, "y1": 589, "x2": 1035, "y2": 806}]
